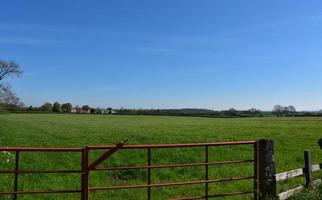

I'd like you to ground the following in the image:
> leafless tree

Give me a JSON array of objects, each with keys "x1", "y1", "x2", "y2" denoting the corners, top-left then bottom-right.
[
  {"x1": 287, "y1": 105, "x2": 296, "y2": 116},
  {"x1": 0, "y1": 60, "x2": 23, "y2": 106},
  {"x1": 273, "y1": 105, "x2": 283, "y2": 116}
]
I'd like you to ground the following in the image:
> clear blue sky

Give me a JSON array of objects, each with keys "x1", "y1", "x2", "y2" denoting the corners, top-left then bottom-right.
[{"x1": 1, "y1": 1, "x2": 322, "y2": 110}]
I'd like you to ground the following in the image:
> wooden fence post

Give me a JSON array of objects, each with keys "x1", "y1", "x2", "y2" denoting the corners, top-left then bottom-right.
[
  {"x1": 258, "y1": 139, "x2": 276, "y2": 200},
  {"x1": 304, "y1": 151, "x2": 313, "y2": 188}
]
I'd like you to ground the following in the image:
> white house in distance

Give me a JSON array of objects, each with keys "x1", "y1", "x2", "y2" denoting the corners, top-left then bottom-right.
[
  {"x1": 70, "y1": 107, "x2": 90, "y2": 114},
  {"x1": 100, "y1": 108, "x2": 116, "y2": 114}
]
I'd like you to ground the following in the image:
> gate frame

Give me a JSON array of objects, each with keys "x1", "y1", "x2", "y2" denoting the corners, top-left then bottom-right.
[{"x1": 0, "y1": 140, "x2": 259, "y2": 200}]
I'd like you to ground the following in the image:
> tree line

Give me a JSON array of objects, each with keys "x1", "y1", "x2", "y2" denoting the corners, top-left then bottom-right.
[
  {"x1": 36, "y1": 102, "x2": 73, "y2": 113},
  {"x1": 26, "y1": 102, "x2": 113, "y2": 114},
  {"x1": 1, "y1": 59, "x2": 322, "y2": 117}
]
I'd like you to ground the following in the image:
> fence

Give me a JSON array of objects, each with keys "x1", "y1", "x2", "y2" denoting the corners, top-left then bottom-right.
[
  {"x1": 256, "y1": 140, "x2": 322, "y2": 200},
  {"x1": 0, "y1": 140, "x2": 258, "y2": 200},
  {"x1": 0, "y1": 139, "x2": 321, "y2": 199},
  {"x1": 275, "y1": 151, "x2": 321, "y2": 200}
]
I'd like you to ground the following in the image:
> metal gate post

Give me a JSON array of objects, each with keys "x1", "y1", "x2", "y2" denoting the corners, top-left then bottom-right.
[
  {"x1": 253, "y1": 142, "x2": 258, "y2": 200},
  {"x1": 14, "y1": 151, "x2": 20, "y2": 200},
  {"x1": 147, "y1": 147, "x2": 151, "y2": 200},
  {"x1": 81, "y1": 146, "x2": 89, "y2": 200},
  {"x1": 205, "y1": 145, "x2": 209, "y2": 200}
]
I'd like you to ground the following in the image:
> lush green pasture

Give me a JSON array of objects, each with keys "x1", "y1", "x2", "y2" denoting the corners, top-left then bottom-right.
[{"x1": 0, "y1": 114, "x2": 321, "y2": 200}]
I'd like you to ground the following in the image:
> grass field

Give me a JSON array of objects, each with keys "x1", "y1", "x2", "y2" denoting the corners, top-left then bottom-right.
[{"x1": 0, "y1": 113, "x2": 321, "y2": 200}]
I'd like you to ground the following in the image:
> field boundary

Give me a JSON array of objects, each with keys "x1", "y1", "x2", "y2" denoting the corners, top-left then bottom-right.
[
  {"x1": 275, "y1": 151, "x2": 322, "y2": 200},
  {"x1": 1, "y1": 139, "x2": 321, "y2": 200},
  {"x1": 0, "y1": 140, "x2": 258, "y2": 200}
]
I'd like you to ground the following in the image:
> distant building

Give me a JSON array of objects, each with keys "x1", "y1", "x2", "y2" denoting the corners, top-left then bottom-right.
[
  {"x1": 99, "y1": 108, "x2": 116, "y2": 114},
  {"x1": 71, "y1": 107, "x2": 90, "y2": 114}
]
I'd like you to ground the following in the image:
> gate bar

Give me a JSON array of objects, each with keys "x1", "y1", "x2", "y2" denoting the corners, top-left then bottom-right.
[
  {"x1": 171, "y1": 191, "x2": 254, "y2": 200},
  {"x1": 0, "y1": 189, "x2": 81, "y2": 196},
  {"x1": 93, "y1": 159, "x2": 254, "y2": 171},
  {"x1": 88, "y1": 141, "x2": 256, "y2": 149},
  {"x1": 89, "y1": 176, "x2": 254, "y2": 191},
  {"x1": 88, "y1": 140, "x2": 127, "y2": 170}
]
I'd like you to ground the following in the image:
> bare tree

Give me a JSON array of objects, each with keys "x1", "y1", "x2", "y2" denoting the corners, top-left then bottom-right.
[
  {"x1": 248, "y1": 108, "x2": 262, "y2": 115},
  {"x1": 0, "y1": 60, "x2": 23, "y2": 106},
  {"x1": 287, "y1": 105, "x2": 296, "y2": 116},
  {"x1": 273, "y1": 105, "x2": 283, "y2": 117}
]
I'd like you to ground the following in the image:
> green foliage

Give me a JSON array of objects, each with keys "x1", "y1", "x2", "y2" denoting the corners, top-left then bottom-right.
[
  {"x1": 90, "y1": 108, "x2": 96, "y2": 113},
  {"x1": 41, "y1": 102, "x2": 52, "y2": 112},
  {"x1": 61, "y1": 103, "x2": 72, "y2": 113},
  {"x1": 82, "y1": 105, "x2": 90, "y2": 112},
  {"x1": 52, "y1": 102, "x2": 61, "y2": 112}
]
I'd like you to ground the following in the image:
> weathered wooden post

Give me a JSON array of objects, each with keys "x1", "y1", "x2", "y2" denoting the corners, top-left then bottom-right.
[
  {"x1": 258, "y1": 139, "x2": 276, "y2": 200},
  {"x1": 304, "y1": 151, "x2": 313, "y2": 188}
]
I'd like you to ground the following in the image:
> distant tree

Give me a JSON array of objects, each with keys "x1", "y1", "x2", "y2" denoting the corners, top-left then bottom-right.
[
  {"x1": 90, "y1": 108, "x2": 96, "y2": 114},
  {"x1": 273, "y1": 105, "x2": 284, "y2": 117},
  {"x1": 52, "y1": 102, "x2": 61, "y2": 112},
  {"x1": 0, "y1": 60, "x2": 23, "y2": 106},
  {"x1": 107, "y1": 107, "x2": 113, "y2": 114},
  {"x1": 287, "y1": 105, "x2": 296, "y2": 116},
  {"x1": 318, "y1": 110, "x2": 322, "y2": 115},
  {"x1": 248, "y1": 108, "x2": 262, "y2": 115},
  {"x1": 75, "y1": 105, "x2": 81, "y2": 113},
  {"x1": 96, "y1": 107, "x2": 102, "y2": 114},
  {"x1": 227, "y1": 108, "x2": 237, "y2": 116},
  {"x1": 42, "y1": 102, "x2": 53, "y2": 112},
  {"x1": 61, "y1": 103, "x2": 72, "y2": 113},
  {"x1": 82, "y1": 105, "x2": 90, "y2": 112}
]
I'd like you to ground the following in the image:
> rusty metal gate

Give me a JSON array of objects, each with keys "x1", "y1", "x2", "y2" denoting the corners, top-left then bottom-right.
[{"x1": 0, "y1": 140, "x2": 258, "y2": 199}]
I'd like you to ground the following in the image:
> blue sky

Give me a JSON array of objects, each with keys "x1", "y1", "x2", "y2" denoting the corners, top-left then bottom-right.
[{"x1": 1, "y1": 1, "x2": 322, "y2": 110}]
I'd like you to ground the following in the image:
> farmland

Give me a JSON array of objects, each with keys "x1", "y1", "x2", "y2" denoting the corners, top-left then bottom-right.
[{"x1": 0, "y1": 113, "x2": 321, "y2": 199}]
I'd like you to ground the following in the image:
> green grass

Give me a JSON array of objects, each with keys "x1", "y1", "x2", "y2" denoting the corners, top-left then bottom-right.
[
  {"x1": 289, "y1": 185, "x2": 322, "y2": 200},
  {"x1": 0, "y1": 114, "x2": 321, "y2": 200}
]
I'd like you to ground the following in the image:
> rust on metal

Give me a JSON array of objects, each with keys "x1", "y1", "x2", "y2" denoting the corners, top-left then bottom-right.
[
  {"x1": 253, "y1": 142, "x2": 259, "y2": 200},
  {"x1": 88, "y1": 139, "x2": 128, "y2": 170},
  {"x1": 147, "y1": 147, "x2": 151, "y2": 200},
  {"x1": 14, "y1": 151, "x2": 20, "y2": 200},
  {"x1": 171, "y1": 191, "x2": 254, "y2": 200},
  {"x1": 0, "y1": 140, "x2": 257, "y2": 199},
  {"x1": 0, "y1": 169, "x2": 82, "y2": 174},
  {"x1": 0, "y1": 189, "x2": 81, "y2": 196},
  {"x1": 0, "y1": 147, "x2": 82, "y2": 151},
  {"x1": 88, "y1": 140, "x2": 256, "y2": 149},
  {"x1": 204, "y1": 145, "x2": 209, "y2": 200},
  {"x1": 93, "y1": 159, "x2": 254, "y2": 171},
  {"x1": 89, "y1": 176, "x2": 254, "y2": 191},
  {"x1": 81, "y1": 146, "x2": 89, "y2": 200}
]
